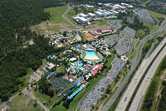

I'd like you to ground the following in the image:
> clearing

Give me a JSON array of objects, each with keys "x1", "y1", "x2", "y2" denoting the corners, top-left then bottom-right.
[
  {"x1": 31, "y1": 6, "x2": 74, "y2": 35},
  {"x1": 7, "y1": 94, "x2": 43, "y2": 111}
]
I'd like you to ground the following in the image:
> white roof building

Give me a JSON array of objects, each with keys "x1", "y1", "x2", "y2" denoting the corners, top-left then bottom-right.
[
  {"x1": 85, "y1": 4, "x2": 94, "y2": 9},
  {"x1": 78, "y1": 17, "x2": 89, "y2": 25},
  {"x1": 47, "y1": 63, "x2": 55, "y2": 70},
  {"x1": 70, "y1": 57, "x2": 77, "y2": 62},
  {"x1": 79, "y1": 13, "x2": 87, "y2": 18},
  {"x1": 88, "y1": 13, "x2": 96, "y2": 18},
  {"x1": 73, "y1": 16, "x2": 80, "y2": 20},
  {"x1": 95, "y1": 11, "x2": 104, "y2": 17}
]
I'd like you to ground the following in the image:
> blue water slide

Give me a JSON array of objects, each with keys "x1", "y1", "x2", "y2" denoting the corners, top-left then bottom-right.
[
  {"x1": 58, "y1": 76, "x2": 83, "y2": 97},
  {"x1": 68, "y1": 84, "x2": 85, "y2": 99}
]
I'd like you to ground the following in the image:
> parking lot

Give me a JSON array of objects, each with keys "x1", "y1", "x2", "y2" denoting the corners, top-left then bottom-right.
[
  {"x1": 80, "y1": 58, "x2": 125, "y2": 111},
  {"x1": 114, "y1": 37, "x2": 134, "y2": 55}
]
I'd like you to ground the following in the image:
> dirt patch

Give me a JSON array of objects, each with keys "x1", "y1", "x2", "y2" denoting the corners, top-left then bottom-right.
[
  {"x1": 83, "y1": 32, "x2": 94, "y2": 41},
  {"x1": 30, "y1": 21, "x2": 72, "y2": 35}
]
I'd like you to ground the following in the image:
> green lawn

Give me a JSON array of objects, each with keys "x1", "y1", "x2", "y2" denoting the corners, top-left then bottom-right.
[
  {"x1": 31, "y1": 88, "x2": 58, "y2": 108},
  {"x1": 91, "y1": 19, "x2": 107, "y2": 25},
  {"x1": 148, "y1": 10, "x2": 166, "y2": 25},
  {"x1": 7, "y1": 94, "x2": 43, "y2": 111},
  {"x1": 143, "y1": 22, "x2": 158, "y2": 33},
  {"x1": 57, "y1": 65, "x2": 66, "y2": 74},
  {"x1": 103, "y1": 50, "x2": 115, "y2": 75},
  {"x1": 142, "y1": 0, "x2": 150, "y2": 7},
  {"x1": 135, "y1": 29, "x2": 146, "y2": 39},
  {"x1": 45, "y1": 6, "x2": 70, "y2": 25},
  {"x1": 81, "y1": 51, "x2": 86, "y2": 59}
]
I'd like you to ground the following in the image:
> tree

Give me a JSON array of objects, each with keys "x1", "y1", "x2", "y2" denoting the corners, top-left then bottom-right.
[
  {"x1": 63, "y1": 31, "x2": 67, "y2": 37},
  {"x1": 34, "y1": 100, "x2": 37, "y2": 108},
  {"x1": 1, "y1": 94, "x2": 9, "y2": 102}
]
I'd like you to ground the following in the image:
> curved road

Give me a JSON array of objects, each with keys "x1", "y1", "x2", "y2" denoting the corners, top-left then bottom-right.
[
  {"x1": 102, "y1": 19, "x2": 166, "y2": 111},
  {"x1": 62, "y1": 4, "x2": 82, "y2": 30}
]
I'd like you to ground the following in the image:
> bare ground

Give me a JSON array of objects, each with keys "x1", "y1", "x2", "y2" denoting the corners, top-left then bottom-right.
[{"x1": 30, "y1": 21, "x2": 72, "y2": 35}]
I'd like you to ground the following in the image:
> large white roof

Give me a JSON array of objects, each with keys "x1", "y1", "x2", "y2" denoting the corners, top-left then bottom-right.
[
  {"x1": 79, "y1": 13, "x2": 87, "y2": 17},
  {"x1": 79, "y1": 17, "x2": 88, "y2": 22}
]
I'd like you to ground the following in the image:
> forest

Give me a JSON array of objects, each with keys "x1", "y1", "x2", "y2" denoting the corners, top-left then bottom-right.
[{"x1": 0, "y1": 0, "x2": 65, "y2": 101}]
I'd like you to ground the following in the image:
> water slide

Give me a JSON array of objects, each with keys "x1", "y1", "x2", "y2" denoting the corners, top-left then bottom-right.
[
  {"x1": 58, "y1": 76, "x2": 83, "y2": 97},
  {"x1": 68, "y1": 84, "x2": 85, "y2": 99}
]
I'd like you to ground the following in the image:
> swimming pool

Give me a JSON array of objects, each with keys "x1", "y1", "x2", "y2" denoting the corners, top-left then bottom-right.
[{"x1": 84, "y1": 50, "x2": 100, "y2": 61}]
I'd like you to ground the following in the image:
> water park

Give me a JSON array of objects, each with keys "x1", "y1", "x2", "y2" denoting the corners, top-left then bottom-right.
[{"x1": 81, "y1": 49, "x2": 103, "y2": 62}]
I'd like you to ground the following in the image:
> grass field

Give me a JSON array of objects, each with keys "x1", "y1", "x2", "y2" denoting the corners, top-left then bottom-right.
[
  {"x1": 33, "y1": 6, "x2": 74, "y2": 35},
  {"x1": 135, "y1": 29, "x2": 146, "y2": 39},
  {"x1": 148, "y1": 10, "x2": 166, "y2": 25},
  {"x1": 127, "y1": 40, "x2": 140, "y2": 60},
  {"x1": 57, "y1": 65, "x2": 66, "y2": 74},
  {"x1": 31, "y1": 88, "x2": 58, "y2": 108},
  {"x1": 103, "y1": 50, "x2": 115, "y2": 75},
  {"x1": 143, "y1": 22, "x2": 158, "y2": 33},
  {"x1": 142, "y1": 0, "x2": 150, "y2": 7},
  {"x1": 7, "y1": 94, "x2": 43, "y2": 111}
]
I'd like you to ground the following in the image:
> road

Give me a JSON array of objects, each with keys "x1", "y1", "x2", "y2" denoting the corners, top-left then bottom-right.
[
  {"x1": 62, "y1": 4, "x2": 82, "y2": 30},
  {"x1": 102, "y1": 19, "x2": 166, "y2": 111},
  {"x1": 129, "y1": 45, "x2": 166, "y2": 111},
  {"x1": 115, "y1": 37, "x2": 166, "y2": 111}
]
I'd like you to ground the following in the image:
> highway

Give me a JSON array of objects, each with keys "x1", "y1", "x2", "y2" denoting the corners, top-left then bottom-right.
[
  {"x1": 102, "y1": 19, "x2": 166, "y2": 111},
  {"x1": 129, "y1": 45, "x2": 166, "y2": 111},
  {"x1": 115, "y1": 37, "x2": 166, "y2": 111}
]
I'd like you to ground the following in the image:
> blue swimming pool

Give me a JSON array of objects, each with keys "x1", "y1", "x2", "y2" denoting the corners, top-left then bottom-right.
[{"x1": 85, "y1": 50, "x2": 99, "y2": 60}]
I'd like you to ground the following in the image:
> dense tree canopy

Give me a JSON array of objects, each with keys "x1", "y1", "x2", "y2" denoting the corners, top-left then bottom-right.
[{"x1": 0, "y1": 0, "x2": 58, "y2": 101}]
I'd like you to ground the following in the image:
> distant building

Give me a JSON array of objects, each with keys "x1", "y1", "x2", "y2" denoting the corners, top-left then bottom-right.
[
  {"x1": 79, "y1": 13, "x2": 87, "y2": 18},
  {"x1": 78, "y1": 17, "x2": 89, "y2": 25},
  {"x1": 47, "y1": 63, "x2": 55, "y2": 70},
  {"x1": 88, "y1": 13, "x2": 96, "y2": 18},
  {"x1": 85, "y1": 4, "x2": 94, "y2": 9},
  {"x1": 95, "y1": 11, "x2": 104, "y2": 17}
]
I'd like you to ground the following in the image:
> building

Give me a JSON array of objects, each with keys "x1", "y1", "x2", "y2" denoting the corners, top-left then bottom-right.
[
  {"x1": 91, "y1": 64, "x2": 103, "y2": 76},
  {"x1": 85, "y1": 4, "x2": 94, "y2": 9},
  {"x1": 78, "y1": 17, "x2": 89, "y2": 25},
  {"x1": 95, "y1": 11, "x2": 104, "y2": 17},
  {"x1": 79, "y1": 13, "x2": 87, "y2": 18},
  {"x1": 88, "y1": 13, "x2": 96, "y2": 18},
  {"x1": 47, "y1": 63, "x2": 55, "y2": 70}
]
